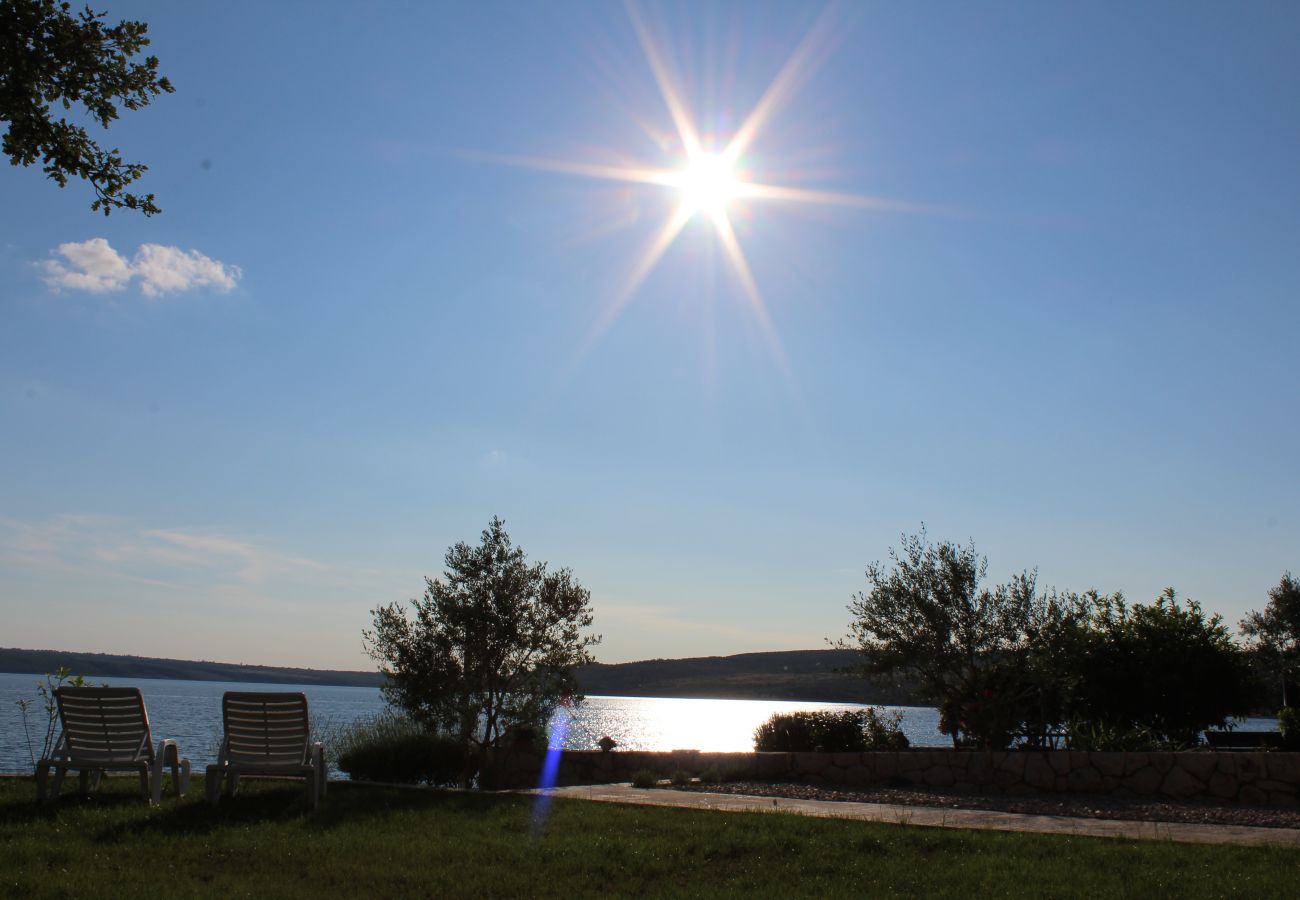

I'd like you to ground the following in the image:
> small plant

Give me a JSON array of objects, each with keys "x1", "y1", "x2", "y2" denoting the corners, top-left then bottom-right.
[
  {"x1": 698, "y1": 765, "x2": 722, "y2": 784},
  {"x1": 597, "y1": 735, "x2": 618, "y2": 752},
  {"x1": 670, "y1": 769, "x2": 692, "y2": 786},
  {"x1": 14, "y1": 668, "x2": 87, "y2": 771},
  {"x1": 630, "y1": 769, "x2": 658, "y2": 789},
  {"x1": 1278, "y1": 707, "x2": 1299, "y2": 748}
]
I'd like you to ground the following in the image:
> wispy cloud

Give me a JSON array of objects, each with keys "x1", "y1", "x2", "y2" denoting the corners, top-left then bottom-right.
[
  {"x1": 39, "y1": 238, "x2": 241, "y2": 297},
  {"x1": 0, "y1": 515, "x2": 336, "y2": 587}
]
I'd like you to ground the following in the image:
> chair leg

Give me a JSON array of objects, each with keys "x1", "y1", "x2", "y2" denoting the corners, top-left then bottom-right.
[
  {"x1": 36, "y1": 763, "x2": 50, "y2": 804},
  {"x1": 227, "y1": 772, "x2": 240, "y2": 797},
  {"x1": 79, "y1": 770, "x2": 90, "y2": 796},
  {"x1": 139, "y1": 768, "x2": 151, "y2": 801},
  {"x1": 50, "y1": 767, "x2": 67, "y2": 802},
  {"x1": 149, "y1": 760, "x2": 164, "y2": 806},
  {"x1": 174, "y1": 759, "x2": 191, "y2": 797},
  {"x1": 205, "y1": 767, "x2": 223, "y2": 805}
]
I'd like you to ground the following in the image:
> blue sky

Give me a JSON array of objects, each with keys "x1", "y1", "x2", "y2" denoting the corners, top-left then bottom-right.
[{"x1": 2, "y1": 1, "x2": 1297, "y2": 669}]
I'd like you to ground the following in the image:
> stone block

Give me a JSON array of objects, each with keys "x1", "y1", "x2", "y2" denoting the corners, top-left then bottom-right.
[
  {"x1": 1159, "y1": 766, "x2": 1205, "y2": 799},
  {"x1": 1123, "y1": 765, "x2": 1162, "y2": 795},
  {"x1": 1265, "y1": 754, "x2": 1299, "y2": 783},
  {"x1": 1049, "y1": 752, "x2": 1072, "y2": 775},
  {"x1": 753, "y1": 752, "x2": 792, "y2": 778},
  {"x1": 1267, "y1": 792, "x2": 1298, "y2": 807},
  {"x1": 1216, "y1": 754, "x2": 1239, "y2": 775},
  {"x1": 869, "y1": 753, "x2": 898, "y2": 779},
  {"x1": 1255, "y1": 779, "x2": 1295, "y2": 796},
  {"x1": 1092, "y1": 753, "x2": 1125, "y2": 778},
  {"x1": 1023, "y1": 754, "x2": 1056, "y2": 791},
  {"x1": 1148, "y1": 753, "x2": 1175, "y2": 775},
  {"x1": 896, "y1": 752, "x2": 926, "y2": 773},
  {"x1": 1207, "y1": 772, "x2": 1239, "y2": 800},
  {"x1": 1238, "y1": 785, "x2": 1267, "y2": 806},
  {"x1": 1066, "y1": 766, "x2": 1104, "y2": 793},
  {"x1": 841, "y1": 765, "x2": 872, "y2": 784},
  {"x1": 1123, "y1": 753, "x2": 1149, "y2": 775},
  {"x1": 831, "y1": 751, "x2": 863, "y2": 768},
  {"x1": 1177, "y1": 753, "x2": 1218, "y2": 782},
  {"x1": 967, "y1": 753, "x2": 994, "y2": 783},
  {"x1": 922, "y1": 766, "x2": 956, "y2": 788},
  {"x1": 999, "y1": 753, "x2": 1027, "y2": 778},
  {"x1": 993, "y1": 768, "x2": 1021, "y2": 788},
  {"x1": 1236, "y1": 755, "x2": 1266, "y2": 781}
]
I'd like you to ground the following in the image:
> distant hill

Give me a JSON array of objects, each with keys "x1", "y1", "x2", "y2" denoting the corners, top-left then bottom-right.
[
  {"x1": 576, "y1": 649, "x2": 916, "y2": 705},
  {"x1": 0, "y1": 648, "x2": 384, "y2": 688},
  {"x1": 0, "y1": 646, "x2": 914, "y2": 704}
]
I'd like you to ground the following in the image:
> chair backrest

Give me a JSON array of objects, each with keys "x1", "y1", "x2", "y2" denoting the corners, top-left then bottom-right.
[
  {"x1": 56, "y1": 687, "x2": 153, "y2": 763},
  {"x1": 222, "y1": 692, "x2": 310, "y2": 767}
]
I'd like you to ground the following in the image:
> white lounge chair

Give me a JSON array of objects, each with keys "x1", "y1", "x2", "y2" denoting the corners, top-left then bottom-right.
[
  {"x1": 36, "y1": 686, "x2": 190, "y2": 806},
  {"x1": 206, "y1": 691, "x2": 327, "y2": 809}
]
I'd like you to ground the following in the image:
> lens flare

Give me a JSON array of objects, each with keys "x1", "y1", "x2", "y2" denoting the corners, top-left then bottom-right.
[{"x1": 472, "y1": 2, "x2": 944, "y2": 378}]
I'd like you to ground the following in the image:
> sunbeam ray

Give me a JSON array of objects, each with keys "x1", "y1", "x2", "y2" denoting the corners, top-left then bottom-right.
[
  {"x1": 579, "y1": 203, "x2": 695, "y2": 358},
  {"x1": 722, "y1": 4, "x2": 842, "y2": 166},
  {"x1": 710, "y1": 210, "x2": 789, "y2": 377},
  {"x1": 626, "y1": 1, "x2": 703, "y2": 159}
]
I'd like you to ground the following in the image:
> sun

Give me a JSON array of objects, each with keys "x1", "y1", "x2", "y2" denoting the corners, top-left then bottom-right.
[
  {"x1": 673, "y1": 153, "x2": 740, "y2": 216},
  {"x1": 477, "y1": 4, "x2": 929, "y2": 373}
]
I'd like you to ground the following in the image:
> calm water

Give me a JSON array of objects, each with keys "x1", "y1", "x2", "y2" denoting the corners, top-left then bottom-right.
[
  {"x1": 0, "y1": 671, "x2": 948, "y2": 772},
  {"x1": 3, "y1": 671, "x2": 1274, "y2": 774}
]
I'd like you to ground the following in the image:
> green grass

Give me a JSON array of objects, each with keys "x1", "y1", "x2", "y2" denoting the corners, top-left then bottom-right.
[{"x1": 0, "y1": 776, "x2": 1296, "y2": 898}]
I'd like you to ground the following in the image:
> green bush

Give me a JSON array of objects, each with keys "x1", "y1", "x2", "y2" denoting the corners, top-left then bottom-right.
[
  {"x1": 698, "y1": 765, "x2": 722, "y2": 784},
  {"x1": 670, "y1": 769, "x2": 692, "y2": 786},
  {"x1": 861, "y1": 707, "x2": 911, "y2": 750},
  {"x1": 630, "y1": 769, "x2": 659, "y2": 789},
  {"x1": 753, "y1": 708, "x2": 909, "y2": 752},
  {"x1": 1278, "y1": 707, "x2": 1300, "y2": 747},
  {"x1": 335, "y1": 713, "x2": 467, "y2": 785}
]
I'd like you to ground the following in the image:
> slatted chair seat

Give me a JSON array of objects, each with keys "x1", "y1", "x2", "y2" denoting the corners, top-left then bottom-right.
[
  {"x1": 206, "y1": 691, "x2": 327, "y2": 809},
  {"x1": 36, "y1": 687, "x2": 190, "y2": 805}
]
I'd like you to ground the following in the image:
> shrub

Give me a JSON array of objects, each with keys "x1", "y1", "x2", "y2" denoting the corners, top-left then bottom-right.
[
  {"x1": 630, "y1": 769, "x2": 659, "y2": 788},
  {"x1": 861, "y1": 707, "x2": 911, "y2": 750},
  {"x1": 755, "y1": 709, "x2": 890, "y2": 752},
  {"x1": 597, "y1": 735, "x2": 618, "y2": 752},
  {"x1": 335, "y1": 713, "x2": 467, "y2": 785},
  {"x1": 670, "y1": 769, "x2": 692, "y2": 786},
  {"x1": 1279, "y1": 707, "x2": 1300, "y2": 747}
]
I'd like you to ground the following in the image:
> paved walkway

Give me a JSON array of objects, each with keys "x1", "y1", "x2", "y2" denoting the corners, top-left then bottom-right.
[{"x1": 526, "y1": 784, "x2": 1300, "y2": 848}]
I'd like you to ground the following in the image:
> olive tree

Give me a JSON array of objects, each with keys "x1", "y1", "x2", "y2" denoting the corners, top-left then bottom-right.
[
  {"x1": 2, "y1": 0, "x2": 174, "y2": 214},
  {"x1": 840, "y1": 529, "x2": 1038, "y2": 748},
  {"x1": 365, "y1": 517, "x2": 599, "y2": 784}
]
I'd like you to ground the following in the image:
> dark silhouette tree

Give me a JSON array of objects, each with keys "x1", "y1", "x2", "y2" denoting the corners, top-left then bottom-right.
[
  {"x1": 365, "y1": 517, "x2": 599, "y2": 785},
  {"x1": 840, "y1": 528, "x2": 1036, "y2": 748},
  {"x1": 1, "y1": 0, "x2": 173, "y2": 214},
  {"x1": 1241, "y1": 572, "x2": 1300, "y2": 708}
]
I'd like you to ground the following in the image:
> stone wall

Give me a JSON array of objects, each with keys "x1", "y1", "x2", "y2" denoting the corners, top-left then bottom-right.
[{"x1": 490, "y1": 748, "x2": 1299, "y2": 805}]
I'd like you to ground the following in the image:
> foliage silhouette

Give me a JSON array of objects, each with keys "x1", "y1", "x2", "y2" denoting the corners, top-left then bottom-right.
[
  {"x1": 2, "y1": 0, "x2": 173, "y2": 214},
  {"x1": 365, "y1": 517, "x2": 599, "y2": 786}
]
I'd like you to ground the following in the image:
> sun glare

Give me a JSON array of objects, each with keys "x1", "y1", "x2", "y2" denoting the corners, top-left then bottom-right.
[
  {"x1": 675, "y1": 153, "x2": 739, "y2": 216},
  {"x1": 479, "y1": 4, "x2": 927, "y2": 375}
]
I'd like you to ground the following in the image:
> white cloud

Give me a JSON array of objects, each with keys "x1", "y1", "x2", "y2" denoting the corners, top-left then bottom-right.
[
  {"x1": 40, "y1": 238, "x2": 241, "y2": 297},
  {"x1": 39, "y1": 238, "x2": 131, "y2": 292}
]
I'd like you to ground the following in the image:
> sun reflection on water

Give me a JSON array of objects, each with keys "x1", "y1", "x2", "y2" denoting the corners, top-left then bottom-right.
[{"x1": 560, "y1": 696, "x2": 948, "y2": 751}]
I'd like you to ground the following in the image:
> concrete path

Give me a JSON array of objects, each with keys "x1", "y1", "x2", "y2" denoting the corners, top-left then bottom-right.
[{"x1": 527, "y1": 784, "x2": 1300, "y2": 848}]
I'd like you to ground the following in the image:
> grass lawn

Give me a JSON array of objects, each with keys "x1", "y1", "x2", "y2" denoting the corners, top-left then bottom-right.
[{"x1": 0, "y1": 776, "x2": 1297, "y2": 898}]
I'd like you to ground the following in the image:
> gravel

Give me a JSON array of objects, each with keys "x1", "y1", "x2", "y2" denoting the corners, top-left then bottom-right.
[{"x1": 673, "y1": 780, "x2": 1300, "y2": 830}]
